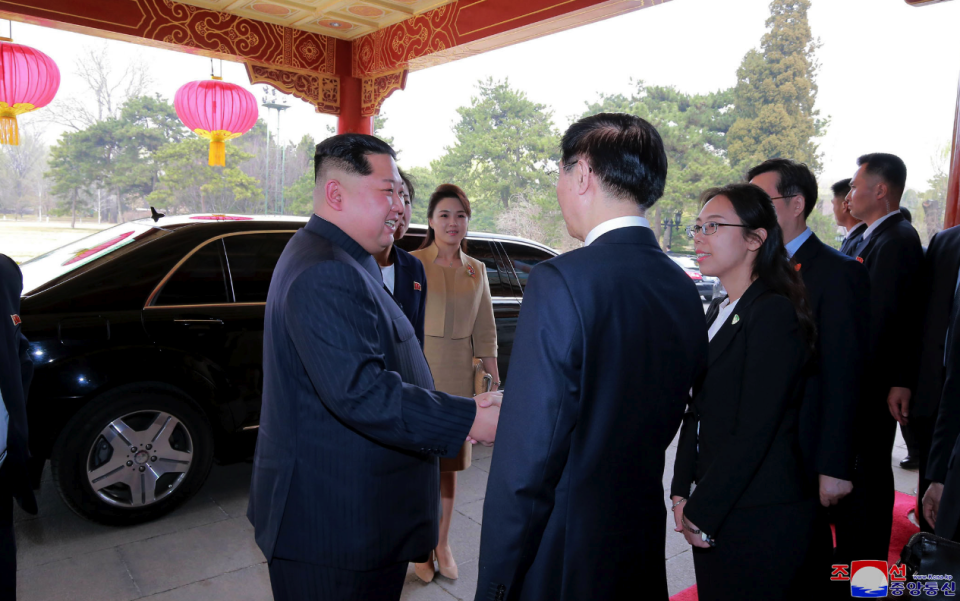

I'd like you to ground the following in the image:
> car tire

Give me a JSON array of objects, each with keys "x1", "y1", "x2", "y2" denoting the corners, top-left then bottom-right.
[{"x1": 51, "y1": 385, "x2": 214, "y2": 526}]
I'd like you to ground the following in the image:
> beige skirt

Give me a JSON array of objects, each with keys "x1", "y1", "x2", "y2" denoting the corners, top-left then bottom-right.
[{"x1": 423, "y1": 335, "x2": 473, "y2": 472}]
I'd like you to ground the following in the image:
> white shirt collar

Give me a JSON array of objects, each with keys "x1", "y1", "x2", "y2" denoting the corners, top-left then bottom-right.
[
  {"x1": 861, "y1": 210, "x2": 900, "y2": 244},
  {"x1": 843, "y1": 221, "x2": 865, "y2": 238},
  {"x1": 584, "y1": 216, "x2": 650, "y2": 247}
]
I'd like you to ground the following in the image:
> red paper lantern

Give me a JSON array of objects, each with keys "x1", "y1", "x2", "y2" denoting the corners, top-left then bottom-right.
[
  {"x1": 0, "y1": 42, "x2": 60, "y2": 146},
  {"x1": 174, "y1": 77, "x2": 258, "y2": 167}
]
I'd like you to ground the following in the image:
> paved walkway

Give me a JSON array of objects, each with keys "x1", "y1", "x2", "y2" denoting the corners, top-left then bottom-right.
[{"x1": 14, "y1": 431, "x2": 916, "y2": 600}]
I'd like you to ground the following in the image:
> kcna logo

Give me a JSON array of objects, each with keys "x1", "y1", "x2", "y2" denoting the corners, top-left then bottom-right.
[{"x1": 831, "y1": 560, "x2": 957, "y2": 597}]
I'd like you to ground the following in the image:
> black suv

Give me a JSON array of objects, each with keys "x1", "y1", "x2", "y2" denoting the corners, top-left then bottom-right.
[{"x1": 19, "y1": 215, "x2": 555, "y2": 525}]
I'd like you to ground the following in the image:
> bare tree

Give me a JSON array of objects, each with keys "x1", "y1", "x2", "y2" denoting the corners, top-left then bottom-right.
[
  {"x1": 39, "y1": 43, "x2": 153, "y2": 131},
  {"x1": 495, "y1": 192, "x2": 580, "y2": 253},
  {"x1": 0, "y1": 123, "x2": 49, "y2": 219}
]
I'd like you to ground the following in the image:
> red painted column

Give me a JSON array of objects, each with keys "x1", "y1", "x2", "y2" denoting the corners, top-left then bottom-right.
[
  {"x1": 335, "y1": 40, "x2": 373, "y2": 135},
  {"x1": 945, "y1": 72, "x2": 960, "y2": 229}
]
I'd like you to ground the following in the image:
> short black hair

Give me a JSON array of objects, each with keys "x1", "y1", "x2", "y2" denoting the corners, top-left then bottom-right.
[
  {"x1": 745, "y1": 158, "x2": 819, "y2": 219},
  {"x1": 314, "y1": 133, "x2": 396, "y2": 183},
  {"x1": 900, "y1": 206, "x2": 912, "y2": 223},
  {"x1": 398, "y1": 168, "x2": 415, "y2": 203},
  {"x1": 560, "y1": 112, "x2": 667, "y2": 210},
  {"x1": 857, "y1": 153, "x2": 907, "y2": 196},
  {"x1": 831, "y1": 178, "x2": 852, "y2": 198}
]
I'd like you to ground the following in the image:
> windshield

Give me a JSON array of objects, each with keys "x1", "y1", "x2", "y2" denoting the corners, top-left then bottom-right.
[
  {"x1": 670, "y1": 255, "x2": 700, "y2": 271},
  {"x1": 20, "y1": 222, "x2": 158, "y2": 295}
]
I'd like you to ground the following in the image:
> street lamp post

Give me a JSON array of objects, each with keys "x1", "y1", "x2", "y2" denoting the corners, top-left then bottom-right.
[{"x1": 261, "y1": 89, "x2": 290, "y2": 215}]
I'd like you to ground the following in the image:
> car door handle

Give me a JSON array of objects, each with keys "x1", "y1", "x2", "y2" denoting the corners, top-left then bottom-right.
[{"x1": 174, "y1": 318, "x2": 224, "y2": 329}]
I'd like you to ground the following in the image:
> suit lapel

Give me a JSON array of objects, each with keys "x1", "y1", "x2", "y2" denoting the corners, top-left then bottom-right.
[
  {"x1": 791, "y1": 233, "x2": 822, "y2": 276},
  {"x1": 857, "y1": 213, "x2": 905, "y2": 262},
  {"x1": 707, "y1": 280, "x2": 769, "y2": 367}
]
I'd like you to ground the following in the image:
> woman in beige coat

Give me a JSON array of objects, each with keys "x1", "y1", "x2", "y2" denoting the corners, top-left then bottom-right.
[{"x1": 411, "y1": 184, "x2": 499, "y2": 582}]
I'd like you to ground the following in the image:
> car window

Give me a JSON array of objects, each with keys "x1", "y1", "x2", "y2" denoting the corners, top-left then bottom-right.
[
  {"x1": 223, "y1": 233, "x2": 295, "y2": 303},
  {"x1": 466, "y1": 240, "x2": 514, "y2": 298},
  {"x1": 155, "y1": 240, "x2": 230, "y2": 306},
  {"x1": 394, "y1": 233, "x2": 425, "y2": 253},
  {"x1": 499, "y1": 242, "x2": 554, "y2": 291}
]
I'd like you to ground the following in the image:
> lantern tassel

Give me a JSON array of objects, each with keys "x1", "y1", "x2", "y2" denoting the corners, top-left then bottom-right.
[
  {"x1": 208, "y1": 140, "x2": 225, "y2": 167},
  {"x1": 0, "y1": 115, "x2": 20, "y2": 145}
]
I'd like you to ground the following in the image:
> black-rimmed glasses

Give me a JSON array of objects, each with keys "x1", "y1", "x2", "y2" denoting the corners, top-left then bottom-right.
[{"x1": 686, "y1": 222, "x2": 749, "y2": 238}]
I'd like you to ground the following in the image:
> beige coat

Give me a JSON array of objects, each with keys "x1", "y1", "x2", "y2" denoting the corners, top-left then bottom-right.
[{"x1": 410, "y1": 244, "x2": 497, "y2": 358}]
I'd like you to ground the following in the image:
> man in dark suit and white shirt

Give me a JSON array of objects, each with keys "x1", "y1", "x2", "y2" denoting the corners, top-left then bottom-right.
[
  {"x1": 919, "y1": 224, "x2": 960, "y2": 535},
  {"x1": 248, "y1": 134, "x2": 502, "y2": 601},
  {"x1": 475, "y1": 113, "x2": 709, "y2": 601},
  {"x1": 831, "y1": 178, "x2": 866, "y2": 257},
  {"x1": 748, "y1": 160, "x2": 870, "y2": 594},
  {"x1": 842, "y1": 152, "x2": 925, "y2": 562}
]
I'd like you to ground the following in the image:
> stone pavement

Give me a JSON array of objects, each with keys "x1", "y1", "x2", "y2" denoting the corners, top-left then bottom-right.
[{"x1": 14, "y1": 430, "x2": 917, "y2": 600}]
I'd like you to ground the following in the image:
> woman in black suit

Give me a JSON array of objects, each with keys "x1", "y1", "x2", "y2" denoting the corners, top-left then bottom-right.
[{"x1": 671, "y1": 183, "x2": 817, "y2": 601}]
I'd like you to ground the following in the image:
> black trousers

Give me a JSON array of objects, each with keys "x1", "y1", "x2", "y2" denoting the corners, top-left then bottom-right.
[
  {"x1": 913, "y1": 415, "x2": 938, "y2": 532},
  {"x1": 268, "y1": 558, "x2": 406, "y2": 601},
  {"x1": 833, "y1": 416, "x2": 897, "y2": 566},
  {"x1": 692, "y1": 499, "x2": 817, "y2": 601},
  {"x1": 0, "y1": 479, "x2": 14, "y2": 600}
]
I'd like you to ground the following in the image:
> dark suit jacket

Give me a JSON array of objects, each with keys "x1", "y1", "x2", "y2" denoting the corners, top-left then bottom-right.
[
  {"x1": 840, "y1": 222, "x2": 867, "y2": 257},
  {"x1": 0, "y1": 255, "x2": 36, "y2": 514},
  {"x1": 853, "y1": 213, "x2": 925, "y2": 453},
  {"x1": 793, "y1": 234, "x2": 870, "y2": 481},
  {"x1": 389, "y1": 246, "x2": 426, "y2": 348},
  {"x1": 915, "y1": 226, "x2": 960, "y2": 419},
  {"x1": 247, "y1": 216, "x2": 477, "y2": 570},
  {"x1": 476, "y1": 226, "x2": 708, "y2": 601},
  {"x1": 673, "y1": 281, "x2": 811, "y2": 537}
]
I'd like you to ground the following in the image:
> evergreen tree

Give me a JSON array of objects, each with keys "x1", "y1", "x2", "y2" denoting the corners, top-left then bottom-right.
[{"x1": 727, "y1": 0, "x2": 827, "y2": 172}]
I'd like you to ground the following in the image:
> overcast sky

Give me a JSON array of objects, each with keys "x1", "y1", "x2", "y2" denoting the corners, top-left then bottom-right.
[{"x1": 14, "y1": 0, "x2": 960, "y2": 191}]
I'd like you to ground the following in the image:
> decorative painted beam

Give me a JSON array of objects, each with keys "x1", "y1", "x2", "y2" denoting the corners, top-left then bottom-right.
[{"x1": 353, "y1": 0, "x2": 672, "y2": 77}]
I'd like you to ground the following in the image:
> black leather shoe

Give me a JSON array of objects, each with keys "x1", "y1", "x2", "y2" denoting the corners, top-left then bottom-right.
[{"x1": 900, "y1": 455, "x2": 919, "y2": 470}]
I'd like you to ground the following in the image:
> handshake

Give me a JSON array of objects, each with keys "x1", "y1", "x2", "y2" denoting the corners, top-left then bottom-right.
[{"x1": 467, "y1": 391, "x2": 502, "y2": 447}]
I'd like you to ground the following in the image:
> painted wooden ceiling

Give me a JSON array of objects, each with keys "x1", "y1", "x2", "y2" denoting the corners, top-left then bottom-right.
[{"x1": 174, "y1": 0, "x2": 456, "y2": 40}]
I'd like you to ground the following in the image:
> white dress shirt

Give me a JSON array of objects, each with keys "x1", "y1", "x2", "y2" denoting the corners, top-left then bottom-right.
[
  {"x1": 860, "y1": 210, "x2": 901, "y2": 245},
  {"x1": 708, "y1": 297, "x2": 740, "y2": 342},
  {"x1": 584, "y1": 215, "x2": 651, "y2": 247},
  {"x1": 380, "y1": 263, "x2": 396, "y2": 295}
]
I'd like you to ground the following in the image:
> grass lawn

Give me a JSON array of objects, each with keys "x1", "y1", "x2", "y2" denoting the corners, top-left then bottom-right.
[{"x1": 0, "y1": 219, "x2": 112, "y2": 264}]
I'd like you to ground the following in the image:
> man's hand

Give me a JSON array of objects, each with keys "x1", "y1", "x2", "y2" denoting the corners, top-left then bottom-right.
[
  {"x1": 923, "y1": 482, "x2": 944, "y2": 528},
  {"x1": 468, "y1": 402, "x2": 500, "y2": 447},
  {"x1": 681, "y1": 515, "x2": 711, "y2": 549},
  {"x1": 475, "y1": 391, "x2": 502, "y2": 409},
  {"x1": 819, "y1": 475, "x2": 854, "y2": 507},
  {"x1": 888, "y1": 386, "x2": 911, "y2": 426}
]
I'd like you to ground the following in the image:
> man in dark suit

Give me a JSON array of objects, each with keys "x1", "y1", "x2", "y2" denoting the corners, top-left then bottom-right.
[
  {"x1": 0, "y1": 253, "x2": 38, "y2": 599},
  {"x1": 475, "y1": 113, "x2": 709, "y2": 601},
  {"x1": 248, "y1": 134, "x2": 501, "y2": 601},
  {"x1": 841, "y1": 152, "x2": 925, "y2": 563},
  {"x1": 375, "y1": 170, "x2": 426, "y2": 346},
  {"x1": 748, "y1": 160, "x2": 870, "y2": 594},
  {"x1": 919, "y1": 225, "x2": 960, "y2": 536},
  {"x1": 831, "y1": 178, "x2": 867, "y2": 257}
]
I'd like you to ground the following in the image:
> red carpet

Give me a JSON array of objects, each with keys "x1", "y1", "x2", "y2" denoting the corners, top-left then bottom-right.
[{"x1": 668, "y1": 491, "x2": 920, "y2": 601}]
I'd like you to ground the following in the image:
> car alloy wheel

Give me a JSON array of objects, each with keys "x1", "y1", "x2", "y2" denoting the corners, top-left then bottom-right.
[{"x1": 86, "y1": 410, "x2": 194, "y2": 508}]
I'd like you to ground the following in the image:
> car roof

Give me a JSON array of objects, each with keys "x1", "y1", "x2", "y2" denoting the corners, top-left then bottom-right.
[{"x1": 137, "y1": 214, "x2": 558, "y2": 255}]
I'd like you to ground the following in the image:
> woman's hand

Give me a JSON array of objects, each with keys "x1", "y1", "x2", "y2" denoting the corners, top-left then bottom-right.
[
  {"x1": 681, "y1": 514, "x2": 711, "y2": 549},
  {"x1": 670, "y1": 496, "x2": 686, "y2": 533},
  {"x1": 481, "y1": 357, "x2": 500, "y2": 392}
]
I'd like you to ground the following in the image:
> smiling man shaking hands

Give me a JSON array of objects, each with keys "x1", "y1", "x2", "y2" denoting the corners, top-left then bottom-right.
[{"x1": 248, "y1": 134, "x2": 501, "y2": 601}]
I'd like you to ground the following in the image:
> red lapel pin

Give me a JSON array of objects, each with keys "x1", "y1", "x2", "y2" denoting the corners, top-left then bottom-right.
[
  {"x1": 413, "y1": 282, "x2": 422, "y2": 291},
  {"x1": 11, "y1": 314, "x2": 21, "y2": 326},
  {"x1": 856, "y1": 257, "x2": 864, "y2": 263},
  {"x1": 794, "y1": 263, "x2": 802, "y2": 272}
]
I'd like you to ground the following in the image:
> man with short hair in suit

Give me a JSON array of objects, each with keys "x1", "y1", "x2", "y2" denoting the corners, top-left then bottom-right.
[
  {"x1": 841, "y1": 152, "x2": 925, "y2": 563},
  {"x1": 248, "y1": 134, "x2": 502, "y2": 601},
  {"x1": 0, "y1": 253, "x2": 38, "y2": 599},
  {"x1": 475, "y1": 113, "x2": 709, "y2": 601},
  {"x1": 832, "y1": 178, "x2": 866, "y2": 256},
  {"x1": 919, "y1": 225, "x2": 960, "y2": 535}
]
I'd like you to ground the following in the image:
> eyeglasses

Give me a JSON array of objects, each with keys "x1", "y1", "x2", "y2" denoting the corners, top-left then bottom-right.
[
  {"x1": 686, "y1": 222, "x2": 749, "y2": 238},
  {"x1": 769, "y1": 194, "x2": 799, "y2": 202}
]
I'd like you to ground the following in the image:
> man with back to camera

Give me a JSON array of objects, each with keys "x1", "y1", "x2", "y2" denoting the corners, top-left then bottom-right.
[
  {"x1": 840, "y1": 152, "x2": 924, "y2": 564},
  {"x1": 831, "y1": 178, "x2": 866, "y2": 256},
  {"x1": 0, "y1": 253, "x2": 38, "y2": 599},
  {"x1": 247, "y1": 133, "x2": 502, "y2": 601},
  {"x1": 475, "y1": 113, "x2": 709, "y2": 601},
  {"x1": 748, "y1": 159, "x2": 870, "y2": 594}
]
